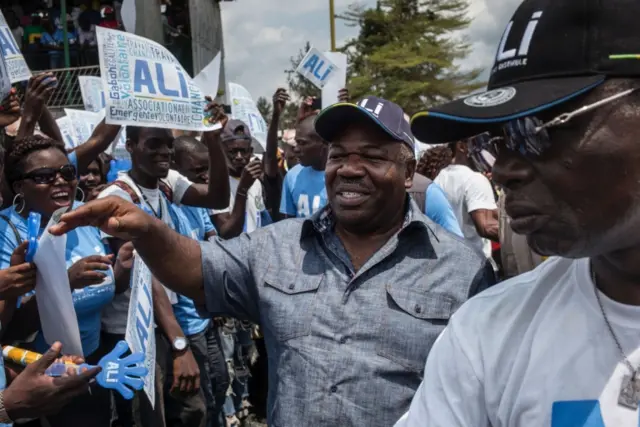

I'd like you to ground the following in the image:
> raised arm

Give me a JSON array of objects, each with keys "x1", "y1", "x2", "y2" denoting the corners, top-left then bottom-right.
[
  {"x1": 264, "y1": 88, "x2": 289, "y2": 179},
  {"x1": 49, "y1": 197, "x2": 259, "y2": 322},
  {"x1": 180, "y1": 99, "x2": 230, "y2": 210},
  {"x1": 17, "y1": 73, "x2": 57, "y2": 141}
]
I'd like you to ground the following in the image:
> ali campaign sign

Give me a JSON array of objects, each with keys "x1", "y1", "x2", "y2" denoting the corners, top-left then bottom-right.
[
  {"x1": 79, "y1": 76, "x2": 107, "y2": 112},
  {"x1": 125, "y1": 254, "x2": 155, "y2": 407},
  {"x1": 228, "y1": 83, "x2": 267, "y2": 151},
  {"x1": 97, "y1": 27, "x2": 220, "y2": 132},
  {"x1": 0, "y1": 11, "x2": 30, "y2": 83},
  {"x1": 296, "y1": 47, "x2": 339, "y2": 90}
]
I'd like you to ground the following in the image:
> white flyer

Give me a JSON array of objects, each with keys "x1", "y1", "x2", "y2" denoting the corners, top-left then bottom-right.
[
  {"x1": 34, "y1": 208, "x2": 83, "y2": 356},
  {"x1": 125, "y1": 255, "x2": 155, "y2": 408},
  {"x1": 97, "y1": 27, "x2": 220, "y2": 132},
  {"x1": 321, "y1": 52, "x2": 347, "y2": 109},
  {"x1": 0, "y1": 10, "x2": 31, "y2": 83},
  {"x1": 79, "y1": 76, "x2": 106, "y2": 112},
  {"x1": 296, "y1": 46, "x2": 339, "y2": 90},
  {"x1": 228, "y1": 83, "x2": 267, "y2": 151},
  {"x1": 193, "y1": 52, "x2": 221, "y2": 98},
  {"x1": 56, "y1": 116, "x2": 78, "y2": 150},
  {"x1": 64, "y1": 109, "x2": 104, "y2": 146}
]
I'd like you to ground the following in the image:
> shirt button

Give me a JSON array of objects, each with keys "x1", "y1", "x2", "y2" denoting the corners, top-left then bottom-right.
[
  {"x1": 330, "y1": 385, "x2": 337, "y2": 393},
  {"x1": 288, "y1": 284, "x2": 295, "y2": 290},
  {"x1": 414, "y1": 304, "x2": 422, "y2": 314},
  {"x1": 339, "y1": 336, "x2": 347, "y2": 344}
]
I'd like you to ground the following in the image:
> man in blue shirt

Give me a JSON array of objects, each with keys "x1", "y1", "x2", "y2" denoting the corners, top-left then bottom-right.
[{"x1": 279, "y1": 114, "x2": 328, "y2": 218}]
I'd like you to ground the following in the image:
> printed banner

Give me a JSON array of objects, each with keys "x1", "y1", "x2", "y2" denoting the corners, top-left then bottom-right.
[
  {"x1": 97, "y1": 27, "x2": 220, "y2": 131},
  {"x1": 79, "y1": 76, "x2": 106, "y2": 112},
  {"x1": 56, "y1": 117, "x2": 78, "y2": 150},
  {"x1": 228, "y1": 83, "x2": 267, "y2": 151},
  {"x1": 0, "y1": 11, "x2": 31, "y2": 83},
  {"x1": 296, "y1": 47, "x2": 339, "y2": 90},
  {"x1": 64, "y1": 109, "x2": 104, "y2": 146},
  {"x1": 125, "y1": 255, "x2": 155, "y2": 408}
]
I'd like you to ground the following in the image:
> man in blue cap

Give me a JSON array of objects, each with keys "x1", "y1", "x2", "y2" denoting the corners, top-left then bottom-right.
[
  {"x1": 49, "y1": 96, "x2": 494, "y2": 427},
  {"x1": 398, "y1": 0, "x2": 640, "y2": 425}
]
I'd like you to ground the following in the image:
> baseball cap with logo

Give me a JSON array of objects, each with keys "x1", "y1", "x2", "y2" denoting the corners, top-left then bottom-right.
[
  {"x1": 314, "y1": 96, "x2": 414, "y2": 151},
  {"x1": 411, "y1": 0, "x2": 640, "y2": 144},
  {"x1": 221, "y1": 119, "x2": 252, "y2": 142}
]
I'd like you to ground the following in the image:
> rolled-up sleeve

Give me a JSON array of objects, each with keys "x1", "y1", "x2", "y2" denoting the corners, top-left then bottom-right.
[{"x1": 198, "y1": 235, "x2": 260, "y2": 323}]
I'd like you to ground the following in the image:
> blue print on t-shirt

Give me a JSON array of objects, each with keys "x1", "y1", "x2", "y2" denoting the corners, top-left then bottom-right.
[
  {"x1": 280, "y1": 164, "x2": 327, "y2": 218},
  {"x1": 551, "y1": 400, "x2": 639, "y2": 426}
]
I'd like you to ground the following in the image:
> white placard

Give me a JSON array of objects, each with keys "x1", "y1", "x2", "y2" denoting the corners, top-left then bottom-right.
[
  {"x1": 121, "y1": 0, "x2": 136, "y2": 33},
  {"x1": 97, "y1": 27, "x2": 220, "y2": 132},
  {"x1": 56, "y1": 117, "x2": 78, "y2": 150},
  {"x1": 228, "y1": 83, "x2": 267, "y2": 151},
  {"x1": 34, "y1": 208, "x2": 83, "y2": 356},
  {"x1": 125, "y1": 255, "x2": 155, "y2": 407},
  {"x1": 65, "y1": 109, "x2": 104, "y2": 145},
  {"x1": 193, "y1": 52, "x2": 221, "y2": 98},
  {"x1": 321, "y1": 52, "x2": 347, "y2": 109},
  {"x1": 0, "y1": 11, "x2": 31, "y2": 83},
  {"x1": 295, "y1": 47, "x2": 339, "y2": 90},
  {"x1": 79, "y1": 76, "x2": 106, "y2": 112},
  {"x1": 0, "y1": 51, "x2": 11, "y2": 103}
]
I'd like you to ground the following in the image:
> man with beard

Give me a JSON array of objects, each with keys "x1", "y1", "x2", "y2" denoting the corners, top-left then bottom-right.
[{"x1": 397, "y1": 0, "x2": 640, "y2": 425}]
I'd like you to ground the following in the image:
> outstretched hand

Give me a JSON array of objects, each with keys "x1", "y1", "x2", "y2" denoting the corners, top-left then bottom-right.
[{"x1": 49, "y1": 197, "x2": 156, "y2": 242}]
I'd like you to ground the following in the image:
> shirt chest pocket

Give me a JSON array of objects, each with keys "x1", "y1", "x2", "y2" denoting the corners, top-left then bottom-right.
[
  {"x1": 376, "y1": 283, "x2": 454, "y2": 374},
  {"x1": 261, "y1": 269, "x2": 323, "y2": 342}
]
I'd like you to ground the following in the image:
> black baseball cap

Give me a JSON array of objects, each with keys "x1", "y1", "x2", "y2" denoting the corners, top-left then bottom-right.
[
  {"x1": 314, "y1": 96, "x2": 415, "y2": 151},
  {"x1": 411, "y1": 0, "x2": 640, "y2": 144}
]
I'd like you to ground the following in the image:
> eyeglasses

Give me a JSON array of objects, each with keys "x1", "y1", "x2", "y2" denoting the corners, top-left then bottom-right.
[
  {"x1": 21, "y1": 164, "x2": 77, "y2": 185},
  {"x1": 467, "y1": 133, "x2": 499, "y2": 174},
  {"x1": 470, "y1": 88, "x2": 638, "y2": 159}
]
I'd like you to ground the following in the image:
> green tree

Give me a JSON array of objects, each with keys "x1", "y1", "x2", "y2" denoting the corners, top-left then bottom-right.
[
  {"x1": 285, "y1": 41, "x2": 322, "y2": 100},
  {"x1": 256, "y1": 96, "x2": 273, "y2": 124},
  {"x1": 339, "y1": 0, "x2": 484, "y2": 114}
]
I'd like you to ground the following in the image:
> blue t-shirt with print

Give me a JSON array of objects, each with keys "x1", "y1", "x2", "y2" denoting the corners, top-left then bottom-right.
[
  {"x1": 425, "y1": 183, "x2": 463, "y2": 237},
  {"x1": 280, "y1": 164, "x2": 328, "y2": 218},
  {"x1": 0, "y1": 202, "x2": 115, "y2": 357},
  {"x1": 168, "y1": 204, "x2": 211, "y2": 337}
]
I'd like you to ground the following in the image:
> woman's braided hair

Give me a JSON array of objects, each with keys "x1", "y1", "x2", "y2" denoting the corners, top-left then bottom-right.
[
  {"x1": 5, "y1": 135, "x2": 67, "y2": 187},
  {"x1": 416, "y1": 145, "x2": 453, "y2": 180}
]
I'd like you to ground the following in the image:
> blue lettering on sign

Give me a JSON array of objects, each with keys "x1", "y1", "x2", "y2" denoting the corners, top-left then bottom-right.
[
  {"x1": 303, "y1": 54, "x2": 318, "y2": 74},
  {"x1": 0, "y1": 28, "x2": 18, "y2": 57},
  {"x1": 133, "y1": 59, "x2": 189, "y2": 98},
  {"x1": 135, "y1": 278, "x2": 153, "y2": 349},
  {"x1": 100, "y1": 91, "x2": 106, "y2": 108},
  {"x1": 552, "y1": 400, "x2": 640, "y2": 426}
]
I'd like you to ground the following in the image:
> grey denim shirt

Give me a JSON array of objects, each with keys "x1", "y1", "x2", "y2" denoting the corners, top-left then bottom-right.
[{"x1": 199, "y1": 199, "x2": 493, "y2": 427}]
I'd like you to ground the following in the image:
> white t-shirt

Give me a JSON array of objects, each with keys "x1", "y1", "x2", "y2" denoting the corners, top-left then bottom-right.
[
  {"x1": 396, "y1": 257, "x2": 640, "y2": 427},
  {"x1": 98, "y1": 170, "x2": 192, "y2": 334},
  {"x1": 435, "y1": 164, "x2": 497, "y2": 258},
  {"x1": 228, "y1": 177, "x2": 264, "y2": 234}
]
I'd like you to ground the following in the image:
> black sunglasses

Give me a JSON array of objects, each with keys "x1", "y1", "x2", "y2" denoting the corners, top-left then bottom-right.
[{"x1": 21, "y1": 164, "x2": 77, "y2": 185}]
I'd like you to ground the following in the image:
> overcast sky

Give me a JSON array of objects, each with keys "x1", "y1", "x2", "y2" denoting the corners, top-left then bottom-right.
[{"x1": 219, "y1": 0, "x2": 521, "y2": 101}]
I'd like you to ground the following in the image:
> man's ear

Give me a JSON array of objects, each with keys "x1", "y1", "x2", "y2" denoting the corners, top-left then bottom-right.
[
  {"x1": 405, "y1": 158, "x2": 416, "y2": 190},
  {"x1": 126, "y1": 138, "x2": 135, "y2": 154}
]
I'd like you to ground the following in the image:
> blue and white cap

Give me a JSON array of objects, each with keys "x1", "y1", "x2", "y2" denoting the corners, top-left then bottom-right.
[{"x1": 314, "y1": 96, "x2": 415, "y2": 151}]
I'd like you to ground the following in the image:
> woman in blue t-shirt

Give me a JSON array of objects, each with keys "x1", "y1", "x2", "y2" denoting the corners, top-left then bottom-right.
[{"x1": 0, "y1": 135, "x2": 128, "y2": 426}]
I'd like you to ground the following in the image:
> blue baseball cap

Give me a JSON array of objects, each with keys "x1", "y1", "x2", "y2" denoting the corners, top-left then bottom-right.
[{"x1": 314, "y1": 96, "x2": 415, "y2": 151}]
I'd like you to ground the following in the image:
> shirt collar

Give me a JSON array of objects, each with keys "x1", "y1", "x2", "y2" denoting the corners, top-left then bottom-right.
[{"x1": 301, "y1": 195, "x2": 434, "y2": 239}]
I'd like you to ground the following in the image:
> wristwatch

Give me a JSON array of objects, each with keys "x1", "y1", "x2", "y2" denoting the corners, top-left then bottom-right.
[
  {"x1": 0, "y1": 391, "x2": 13, "y2": 424},
  {"x1": 172, "y1": 337, "x2": 189, "y2": 352}
]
